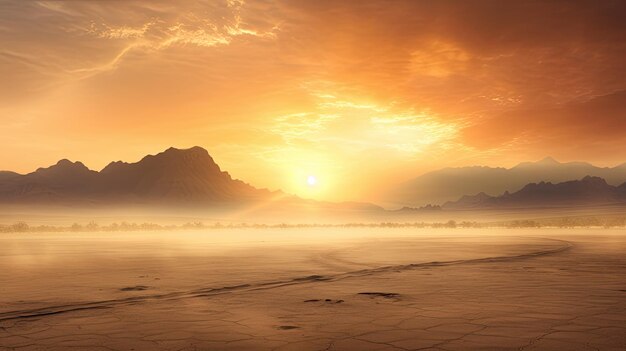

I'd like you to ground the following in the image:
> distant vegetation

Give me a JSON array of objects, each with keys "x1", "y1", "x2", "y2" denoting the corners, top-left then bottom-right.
[
  {"x1": 496, "y1": 216, "x2": 626, "y2": 228},
  {"x1": 1, "y1": 215, "x2": 624, "y2": 233}
]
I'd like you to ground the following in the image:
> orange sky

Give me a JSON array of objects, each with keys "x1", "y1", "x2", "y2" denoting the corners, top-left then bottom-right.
[{"x1": 1, "y1": 0, "x2": 625, "y2": 201}]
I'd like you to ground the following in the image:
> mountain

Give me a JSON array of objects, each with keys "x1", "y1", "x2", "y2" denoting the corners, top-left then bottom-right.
[
  {"x1": 0, "y1": 147, "x2": 274, "y2": 205},
  {"x1": 95, "y1": 146, "x2": 267, "y2": 202},
  {"x1": 385, "y1": 157, "x2": 626, "y2": 207},
  {"x1": 0, "y1": 171, "x2": 19, "y2": 181},
  {"x1": 443, "y1": 176, "x2": 626, "y2": 210}
]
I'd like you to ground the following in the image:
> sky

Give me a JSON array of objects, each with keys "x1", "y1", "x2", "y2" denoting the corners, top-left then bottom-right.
[{"x1": 1, "y1": 0, "x2": 625, "y2": 201}]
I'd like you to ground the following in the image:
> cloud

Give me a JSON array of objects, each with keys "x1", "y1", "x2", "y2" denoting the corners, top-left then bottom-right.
[
  {"x1": 267, "y1": 84, "x2": 460, "y2": 158},
  {"x1": 0, "y1": 0, "x2": 281, "y2": 88},
  {"x1": 73, "y1": 1, "x2": 279, "y2": 76},
  {"x1": 461, "y1": 90, "x2": 626, "y2": 150},
  {"x1": 90, "y1": 21, "x2": 155, "y2": 40}
]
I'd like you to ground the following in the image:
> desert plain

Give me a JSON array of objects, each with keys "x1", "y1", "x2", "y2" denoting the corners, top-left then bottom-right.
[{"x1": 0, "y1": 227, "x2": 625, "y2": 351}]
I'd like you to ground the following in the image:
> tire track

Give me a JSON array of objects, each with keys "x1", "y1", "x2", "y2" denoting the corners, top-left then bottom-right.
[{"x1": 0, "y1": 238, "x2": 572, "y2": 323}]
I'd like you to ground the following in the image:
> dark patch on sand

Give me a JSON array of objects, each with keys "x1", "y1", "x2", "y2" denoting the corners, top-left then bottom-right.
[
  {"x1": 304, "y1": 299, "x2": 344, "y2": 304},
  {"x1": 358, "y1": 292, "x2": 399, "y2": 299},
  {"x1": 120, "y1": 286, "x2": 150, "y2": 292},
  {"x1": 276, "y1": 325, "x2": 300, "y2": 330}
]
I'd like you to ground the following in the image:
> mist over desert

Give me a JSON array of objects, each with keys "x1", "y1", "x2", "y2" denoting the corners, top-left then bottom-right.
[{"x1": 2, "y1": 0, "x2": 626, "y2": 350}]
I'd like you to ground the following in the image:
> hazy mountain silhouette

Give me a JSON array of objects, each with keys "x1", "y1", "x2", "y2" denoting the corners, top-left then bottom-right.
[
  {"x1": 443, "y1": 176, "x2": 626, "y2": 209},
  {"x1": 96, "y1": 146, "x2": 268, "y2": 202},
  {"x1": 0, "y1": 147, "x2": 273, "y2": 205},
  {"x1": 386, "y1": 157, "x2": 626, "y2": 206},
  {"x1": 0, "y1": 171, "x2": 19, "y2": 181}
]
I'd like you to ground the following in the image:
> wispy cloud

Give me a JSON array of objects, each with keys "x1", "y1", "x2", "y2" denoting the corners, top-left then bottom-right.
[
  {"x1": 89, "y1": 21, "x2": 155, "y2": 40},
  {"x1": 25, "y1": 0, "x2": 282, "y2": 79},
  {"x1": 267, "y1": 83, "x2": 460, "y2": 159}
]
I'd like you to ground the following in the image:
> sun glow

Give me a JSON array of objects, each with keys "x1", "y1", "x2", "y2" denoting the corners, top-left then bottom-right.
[{"x1": 307, "y1": 175, "x2": 317, "y2": 187}]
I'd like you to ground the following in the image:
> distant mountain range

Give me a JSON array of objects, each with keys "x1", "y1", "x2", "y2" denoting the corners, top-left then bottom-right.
[
  {"x1": 2, "y1": 148, "x2": 625, "y2": 213},
  {"x1": 385, "y1": 157, "x2": 626, "y2": 207},
  {"x1": 0, "y1": 147, "x2": 274, "y2": 205},
  {"x1": 0, "y1": 147, "x2": 382, "y2": 214},
  {"x1": 443, "y1": 176, "x2": 626, "y2": 210}
]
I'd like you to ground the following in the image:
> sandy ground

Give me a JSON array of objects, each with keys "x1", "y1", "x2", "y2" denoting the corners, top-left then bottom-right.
[{"x1": 0, "y1": 228, "x2": 625, "y2": 350}]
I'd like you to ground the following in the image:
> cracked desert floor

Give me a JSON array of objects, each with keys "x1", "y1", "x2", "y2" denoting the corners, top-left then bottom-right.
[{"x1": 1, "y1": 228, "x2": 625, "y2": 351}]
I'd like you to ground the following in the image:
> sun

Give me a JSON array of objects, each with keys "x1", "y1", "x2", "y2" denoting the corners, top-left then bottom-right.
[{"x1": 307, "y1": 175, "x2": 318, "y2": 187}]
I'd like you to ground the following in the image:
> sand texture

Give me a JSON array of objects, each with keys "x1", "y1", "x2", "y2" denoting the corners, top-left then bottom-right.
[{"x1": 1, "y1": 228, "x2": 625, "y2": 350}]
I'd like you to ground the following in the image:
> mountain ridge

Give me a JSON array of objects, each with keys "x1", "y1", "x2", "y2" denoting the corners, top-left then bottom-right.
[
  {"x1": 0, "y1": 146, "x2": 275, "y2": 205},
  {"x1": 385, "y1": 157, "x2": 626, "y2": 207},
  {"x1": 443, "y1": 176, "x2": 626, "y2": 210}
]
